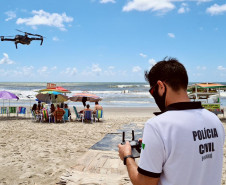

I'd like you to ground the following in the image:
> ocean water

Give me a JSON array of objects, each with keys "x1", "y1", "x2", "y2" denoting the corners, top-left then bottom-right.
[{"x1": 0, "y1": 82, "x2": 226, "y2": 108}]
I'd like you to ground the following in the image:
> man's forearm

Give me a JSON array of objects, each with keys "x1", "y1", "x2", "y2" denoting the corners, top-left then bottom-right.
[
  {"x1": 126, "y1": 158, "x2": 159, "y2": 185},
  {"x1": 126, "y1": 158, "x2": 139, "y2": 185}
]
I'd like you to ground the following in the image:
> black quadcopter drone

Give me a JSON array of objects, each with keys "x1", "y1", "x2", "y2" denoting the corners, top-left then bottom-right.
[{"x1": 1, "y1": 29, "x2": 44, "y2": 49}]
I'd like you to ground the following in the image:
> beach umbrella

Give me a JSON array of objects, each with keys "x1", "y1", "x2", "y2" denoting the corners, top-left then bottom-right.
[
  {"x1": 70, "y1": 92, "x2": 102, "y2": 106},
  {"x1": 0, "y1": 90, "x2": 19, "y2": 107},
  {"x1": 38, "y1": 87, "x2": 71, "y2": 94},
  {"x1": 36, "y1": 93, "x2": 68, "y2": 104}
]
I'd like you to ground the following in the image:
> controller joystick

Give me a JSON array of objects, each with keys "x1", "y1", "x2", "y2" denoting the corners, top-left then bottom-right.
[{"x1": 121, "y1": 130, "x2": 141, "y2": 158}]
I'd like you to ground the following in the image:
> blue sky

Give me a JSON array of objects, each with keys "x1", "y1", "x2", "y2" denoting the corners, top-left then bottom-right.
[{"x1": 0, "y1": 0, "x2": 226, "y2": 82}]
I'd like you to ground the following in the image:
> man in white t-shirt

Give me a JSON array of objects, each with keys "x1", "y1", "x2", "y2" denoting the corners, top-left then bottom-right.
[{"x1": 118, "y1": 58, "x2": 225, "y2": 185}]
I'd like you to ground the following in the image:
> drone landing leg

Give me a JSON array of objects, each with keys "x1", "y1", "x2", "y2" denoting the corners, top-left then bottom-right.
[{"x1": 15, "y1": 43, "x2": 18, "y2": 49}]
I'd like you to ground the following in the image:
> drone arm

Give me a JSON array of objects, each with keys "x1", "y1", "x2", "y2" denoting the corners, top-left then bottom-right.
[
  {"x1": 30, "y1": 37, "x2": 43, "y2": 45},
  {"x1": 1, "y1": 38, "x2": 16, "y2": 41}
]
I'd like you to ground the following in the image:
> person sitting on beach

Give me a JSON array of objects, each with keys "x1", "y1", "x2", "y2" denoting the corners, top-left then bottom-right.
[
  {"x1": 64, "y1": 104, "x2": 71, "y2": 118},
  {"x1": 36, "y1": 103, "x2": 42, "y2": 114},
  {"x1": 82, "y1": 104, "x2": 92, "y2": 113},
  {"x1": 81, "y1": 104, "x2": 93, "y2": 121},
  {"x1": 53, "y1": 104, "x2": 65, "y2": 122},
  {"x1": 93, "y1": 101, "x2": 103, "y2": 114},
  {"x1": 32, "y1": 103, "x2": 37, "y2": 112},
  {"x1": 49, "y1": 104, "x2": 55, "y2": 122}
]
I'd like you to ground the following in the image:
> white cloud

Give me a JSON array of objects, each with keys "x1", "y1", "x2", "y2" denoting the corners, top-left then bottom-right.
[
  {"x1": 149, "y1": 58, "x2": 156, "y2": 66},
  {"x1": 139, "y1": 53, "x2": 147, "y2": 58},
  {"x1": 0, "y1": 53, "x2": 14, "y2": 64},
  {"x1": 217, "y1": 66, "x2": 226, "y2": 71},
  {"x1": 196, "y1": 66, "x2": 207, "y2": 70},
  {"x1": 168, "y1": 33, "x2": 175, "y2": 38},
  {"x1": 100, "y1": 0, "x2": 116, "y2": 3},
  {"x1": 132, "y1": 66, "x2": 142, "y2": 72},
  {"x1": 5, "y1": 11, "x2": 16, "y2": 21},
  {"x1": 37, "y1": 66, "x2": 48, "y2": 74},
  {"x1": 92, "y1": 64, "x2": 102, "y2": 73},
  {"x1": 108, "y1": 66, "x2": 115, "y2": 70},
  {"x1": 52, "y1": 36, "x2": 59, "y2": 41},
  {"x1": 178, "y1": 3, "x2": 190, "y2": 14},
  {"x1": 122, "y1": 0, "x2": 177, "y2": 14},
  {"x1": 16, "y1": 10, "x2": 73, "y2": 31},
  {"x1": 21, "y1": 66, "x2": 34, "y2": 76},
  {"x1": 206, "y1": 4, "x2": 226, "y2": 15},
  {"x1": 104, "y1": 66, "x2": 116, "y2": 76},
  {"x1": 197, "y1": 0, "x2": 212, "y2": 5},
  {"x1": 51, "y1": 66, "x2": 57, "y2": 70},
  {"x1": 62, "y1": 67, "x2": 77, "y2": 75}
]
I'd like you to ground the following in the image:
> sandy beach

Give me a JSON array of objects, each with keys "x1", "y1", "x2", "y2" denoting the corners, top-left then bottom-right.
[{"x1": 0, "y1": 107, "x2": 225, "y2": 185}]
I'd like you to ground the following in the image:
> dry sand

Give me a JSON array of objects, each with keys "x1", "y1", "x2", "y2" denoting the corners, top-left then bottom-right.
[{"x1": 0, "y1": 107, "x2": 225, "y2": 185}]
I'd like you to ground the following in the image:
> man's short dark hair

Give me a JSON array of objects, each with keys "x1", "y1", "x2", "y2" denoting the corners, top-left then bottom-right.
[
  {"x1": 95, "y1": 102, "x2": 99, "y2": 105},
  {"x1": 87, "y1": 104, "x2": 90, "y2": 109},
  {"x1": 145, "y1": 57, "x2": 188, "y2": 91}
]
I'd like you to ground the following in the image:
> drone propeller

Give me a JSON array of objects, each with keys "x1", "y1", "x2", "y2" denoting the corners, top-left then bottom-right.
[
  {"x1": 0, "y1": 36, "x2": 14, "y2": 37},
  {"x1": 16, "y1": 29, "x2": 44, "y2": 37},
  {"x1": 16, "y1": 29, "x2": 25, "y2": 33}
]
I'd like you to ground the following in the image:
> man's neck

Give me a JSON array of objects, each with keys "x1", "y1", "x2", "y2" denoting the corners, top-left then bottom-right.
[{"x1": 165, "y1": 89, "x2": 190, "y2": 107}]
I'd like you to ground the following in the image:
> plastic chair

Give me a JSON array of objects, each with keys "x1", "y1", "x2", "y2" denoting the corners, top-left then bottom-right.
[
  {"x1": 17, "y1": 107, "x2": 26, "y2": 117},
  {"x1": 54, "y1": 109, "x2": 65, "y2": 123},
  {"x1": 31, "y1": 110, "x2": 41, "y2": 122},
  {"x1": 1, "y1": 107, "x2": 8, "y2": 116},
  {"x1": 73, "y1": 106, "x2": 81, "y2": 121},
  {"x1": 82, "y1": 110, "x2": 93, "y2": 123},
  {"x1": 41, "y1": 108, "x2": 50, "y2": 123},
  {"x1": 95, "y1": 110, "x2": 103, "y2": 122}
]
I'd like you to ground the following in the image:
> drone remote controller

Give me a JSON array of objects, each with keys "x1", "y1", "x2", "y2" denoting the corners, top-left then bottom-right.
[{"x1": 121, "y1": 130, "x2": 141, "y2": 158}]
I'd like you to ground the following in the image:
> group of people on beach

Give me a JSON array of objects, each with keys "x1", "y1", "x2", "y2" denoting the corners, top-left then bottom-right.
[
  {"x1": 31, "y1": 101, "x2": 103, "y2": 122},
  {"x1": 31, "y1": 102, "x2": 71, "y2": 122}
]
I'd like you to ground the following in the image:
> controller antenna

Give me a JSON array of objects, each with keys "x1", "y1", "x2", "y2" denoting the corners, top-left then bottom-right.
[
  {"x1": 132, "y1": 130, "x2": 134, "y2": 141},
  {"x1": 122, "y1": 131, "x2": 125, "y2": 143}
]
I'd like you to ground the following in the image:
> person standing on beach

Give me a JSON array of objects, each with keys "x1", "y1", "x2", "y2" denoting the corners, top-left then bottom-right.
[{"x1": 118, "y1": 58, "x2": 225, "y2": 185}]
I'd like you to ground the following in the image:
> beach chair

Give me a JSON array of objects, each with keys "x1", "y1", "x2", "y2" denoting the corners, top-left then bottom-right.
[
  {"x1": 63, "y1": 108, "x2": 71, "y2": 122},
  {"x1": 1, "y1": 107, "x2": 8, "y2": 116},
  {"x1": 54, "y1": 109, "x2": 65, "y2": 123},
  {"x1": 82, "y1": 110, "x2": 93, "y2": 123},
  {"x1": 17, "y1": 107, "x2": 26, "y2": 117},
  {"x1": 95, "y1": 110, "x2": 103, "y2": 122},
  {"x1": 41, "y1": 108, "x2": 50, "y2": 123},
  {"x1": 73, "y1": 106, "x2": 81, "y2": 121},
  {"x1": 31, "y1": 110, "x2": 41, "y2": 122},
  {"x1": 8, "y1": 107, "x2": 17, "y2": 116}
]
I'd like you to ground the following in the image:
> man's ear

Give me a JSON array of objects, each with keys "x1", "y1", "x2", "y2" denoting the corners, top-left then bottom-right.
[{"x1": 157, "y1": 80, "x2": 165, "y2": 96}]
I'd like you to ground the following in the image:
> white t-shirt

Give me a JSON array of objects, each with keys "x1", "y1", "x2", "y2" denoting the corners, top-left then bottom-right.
[{"x1": 138, "y1": 102, "x2": 225, "y2": 185}]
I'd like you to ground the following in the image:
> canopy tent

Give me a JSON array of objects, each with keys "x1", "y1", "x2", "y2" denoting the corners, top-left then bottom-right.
[
  {"x1": 189, "y1": 83, "x2": 226, "y2": 89},
  {"x1": 0, "y1": 90, "x2": 19, "y2": 107}
]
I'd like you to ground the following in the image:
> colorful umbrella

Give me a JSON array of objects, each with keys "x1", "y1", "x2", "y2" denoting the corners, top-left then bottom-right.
[
  {"x1": 0, "y1": 90, "x2": 19, "y2": 107},
  {"x1": 36, "y1": 93, "x2": 68, "y2": 104},
  {"x1": 70, "y1": 92, "x2": 102, "y2": 103},
  {"x1": 0, "y1": 91, "x2": 19, "y2": 100},
  {"x1": 38, "y1": 87, "x2": 71, "y2": 93}
]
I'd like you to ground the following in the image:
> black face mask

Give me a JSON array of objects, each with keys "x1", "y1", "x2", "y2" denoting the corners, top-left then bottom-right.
[{"x1": 152, "y1": 84, "x2": 167, "y2": 112}]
